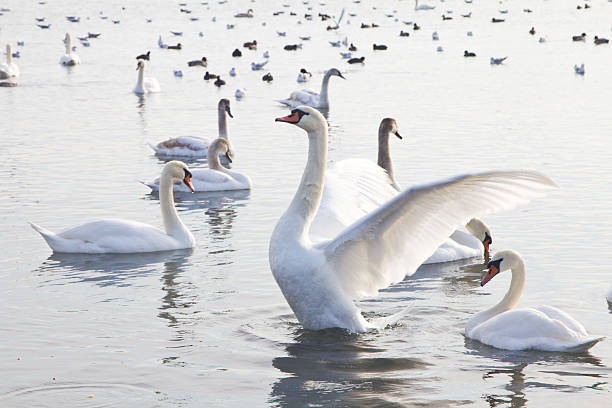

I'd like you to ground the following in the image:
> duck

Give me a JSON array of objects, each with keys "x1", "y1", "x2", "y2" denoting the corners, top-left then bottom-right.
[
  {"x1": 572, "y1": 33, "x2": 586, "y2": 41},
  {"x1": 167, "y1": 43, "x2": 182, "y2": 50},
  {"x1": 214, "y1": 76, "x2": 226, "y2": 87},
  {"x1": 466, "y1": 250, "x2": 604, "y2": 352},
  {"x1": 310, "y1": 118, "x2": 496, "y2": 264},
  {"x1": 464, "y1": 50, "x2": 476, "y2": 57},
  {"x1": 491, "y1": 18, "x2": 505, "y2": 23},
  {"x1": 442, "y1": 14, "x2": 452, "y2": 20},
  {"x1": 0, "y1": 44, "x2": 20, "y2": 79},
  {"x1": 136, "y1": 50, "x2": 150, "y2": 60},
  {"x1": 232, "y1": 48, "x2": 242, "y2": 57},
  {"x1": 574, "y1": 63, "x2": 585, "y2": 75},
  {"x1": 415, "y1": 0, "x2": 435, "y2": 10},
  {"x1": 348, "y1": 43, "x2": 358, "y2": 51},
  {"x1": 284, "y1": 44, "x2": 302, "y2": 51},
  {"x1": 400, "y1": 31, "x2": 410, "y2": 37},
  {"x1": 277, "y1": 68, "x2": 345, "y2": 109},
  {"x1": 262, "y1": 72, "x2": 273, "y2": 82},
  {"x1": 251, "y1": 60, "x2": 268, "y2": 70},
  {"x1": 413, "y1": 23, "x2": 421, "y2": 30},
  {"x1": 297, "y1": 68, "x2": 312, "y2": 82},
  {"x1": 529, "y1": 27, "x2": 535, "y2": 35},
  {"x1": 59, "y1": 33, "x2": 81, "y2": 66},
  {"x1": 235, "y1": 9, "x2": 253, "y2": 18},
  {"x1": 347, "y1": 56, "x2": 365, "y2": 64},
  {"x1": 235, "y1": 88, "x2": 246, "y2": 99},
  {"x1": 204, "y1": 71, "x2": 218, "y2": 80},
  {"x1": 133, "y1": 60, "x2": 160, "y2": 94},
  {"x1": 271, "y1": 107, "x2": 556, "y2": 332},
  {"x1": 144, "y1": 139, "x2": 251, "y2": 193},
  {"x1": 243, "y1": 40, "x2": 257, "y2": 50},
  {"x1": 187, "y1": 57, "x2": 207, "y2": 66},
  {"x1": 149, "y1": 98, "x2": 233, "y2": 158},
  {"x1": 31, "y1": 161, "x2": 196, "y2": 254},
  {"x1": 594, "y1": 36, "x2": 609, "y2": 44},
  {"x1": 373, "y1": 43, "x2": 388, "y2": 50},
  {"x1": 490, "y1": 56, "x2": 507, "y2": 65}
]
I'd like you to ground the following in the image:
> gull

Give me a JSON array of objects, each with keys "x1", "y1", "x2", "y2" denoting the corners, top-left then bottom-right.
[
  {"x1": 251, "y1": 60, "x2": 268, "y2": 70},
  {"x1": 490, "y1": 57, "x2": 507, "y2": 65}
]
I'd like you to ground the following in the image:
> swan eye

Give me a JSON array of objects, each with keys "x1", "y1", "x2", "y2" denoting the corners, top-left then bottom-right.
[
  {"x1": 487, "y1": 258, "x2": 502, "y2": 270},
  {"x1": 184, "y1": 169, "x2": 192, "y2": 179}
]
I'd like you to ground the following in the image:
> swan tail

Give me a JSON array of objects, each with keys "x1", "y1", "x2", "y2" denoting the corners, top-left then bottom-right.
[
  {"x1": 369, "y1": 309, "x2": 409, "y2": 330},
  {"x1": 147, "y1": 142, "x2": 160, "y2": 153},
  {"x1": 276, "y1": 99, "x2": 294, "y2": 107},
  {"x1": 565, "y1": 337, "x2": 605, "y2": 352},
  {"x1": 30, "y1": 222, "x2": 62, "y2": 250},
  {"x1": 139, "y1": 180, "x2": 159, "y2": 191}
]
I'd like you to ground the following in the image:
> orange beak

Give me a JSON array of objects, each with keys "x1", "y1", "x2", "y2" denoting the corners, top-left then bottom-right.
[
  {"x1": 183, "y1": 174, "x2": 195, "y2": 192},
  {"x1": 275, "y1": 111, "x2": 300, "y2": 123},
  {"x1": 482, "y1": 232, "x2": 492, "y2": 253},
  {"x1": 481, "y1": 264, "x2": 498, "y2": 287}
]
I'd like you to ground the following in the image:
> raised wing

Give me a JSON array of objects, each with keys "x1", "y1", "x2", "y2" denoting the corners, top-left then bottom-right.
[{"x1": 320, "y1": 171, "x2": 557, "y2": 298}]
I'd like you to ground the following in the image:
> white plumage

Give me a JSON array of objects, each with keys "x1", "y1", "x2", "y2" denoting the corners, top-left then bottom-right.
[
  {"x1": 0, "y1": 44, "x2": 20, "y2": 79},
  {"x1": 133, "y1": 60, "x2": 160, "y2": 94},
  {"x1": 277, "y1": 68, "x2": 345, "y2": 109},
  {"x1": 59, "y1": 33, "x2": 81, "y2": 66}
]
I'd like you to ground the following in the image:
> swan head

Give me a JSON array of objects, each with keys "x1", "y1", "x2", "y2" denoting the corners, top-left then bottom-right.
[
  {"x1": 219, "y1": 98, "x2": 233, "y2": 118},
  {"x1": 136, "y1": 60, "x2": 145, "y2": 70},
  {"x1": 380, "y1": 118, "x2": 402, "y2": 139},
  {"x1": 210, "y1": 138, "x2": 233, "y2": 163},
  {"x1": 275, "y1": 106, "x2": 325, "y2": 133},
  {"x1": 465, "y1": 218, "x2": 492, "y2": 253},
  {"x1": 327, "y1": 68, "x2": 345, "y2": 79},
  {"x1": 481, "y1": 249, "x2": 522, "y2": 286},
  {"x1": 163, "y1": 160, "x2": 195, "y2": 192}
]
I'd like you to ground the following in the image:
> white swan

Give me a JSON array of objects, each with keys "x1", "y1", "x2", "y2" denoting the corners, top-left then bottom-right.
[
  {"x1": 277, "y1": 68, "x2": 345, "y2": 109},
  {"x1": 415, "y1": 0, "x2": 436, "y2": 10},
  {"x1": 144, "y1": 139, "x2": 251, "y2": 192},
  {"x1": 0, "y1": 44, "x2": 19, "y2": 79},
  {"x1": 133, "y1": 60, "x2": 160, "y2": 94},
  {"x1": 309, "y1": 118, "x2": 494, "y2": 264},
  {"x1": 31, "y1": 161, "x2": 196, "y2": 254},
  {"x1": 271, "y1": 106, "x2": 557, "y2": 332},
  {"x1": 149, "y1": 99, "x2": 233, "y2": 158},
  {"x1": 466, "y1": 250, "x2": 604, "y2": 352},
  {"x1": 59, "y1": 33, "x2": 81, "y2": 66},
  {"x1": 607, "y1": 284, "x2": 612, "y2": 304}
]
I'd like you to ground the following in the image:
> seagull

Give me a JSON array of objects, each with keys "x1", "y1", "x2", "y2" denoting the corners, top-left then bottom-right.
[
  {"x1": 251, "y1": 60, "x2": 268, "y2": 70},
  {"x1": 490, "y1": 56, "x2": 507, "y2": 65},
  {"x1": 170, "y1": 31, "x2": 183, "y2": 36},
  {"x1": 229, "y1": 67, "x2": 236, "y2": 76},
  {"x1": 235, "y1": 88, "x2": 246, "y2": 99},
  {"x1": 432, "y1": 31, "x2": 439, "y2": 40},
  {"x1": 277, "y1": 31, "x2": 287, "y2": 36},
  {"x1": 158, "y1": 35, "x2": 167, "y2": 48},
  {"x1": 340, "y1": 52, "x2": 352, "y2": 58},
  {"x1": 574, "y1": 63, "x2": 585, "y2": 75},
  {"x1": 174, "y1": 70, "x2": 183, "y2": 77},
  {"x1": 329, "y1": 40, "x2": 341, "y2": 47}
]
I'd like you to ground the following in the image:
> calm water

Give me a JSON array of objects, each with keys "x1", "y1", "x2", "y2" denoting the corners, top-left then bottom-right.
[{"x1": 1, "y1": 0, "x2": 611, "y2": 406}]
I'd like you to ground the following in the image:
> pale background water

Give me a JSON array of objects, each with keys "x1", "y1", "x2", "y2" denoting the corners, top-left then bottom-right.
[{"x1": 1, "y1": 0, "x2": 611, "y2": 406}]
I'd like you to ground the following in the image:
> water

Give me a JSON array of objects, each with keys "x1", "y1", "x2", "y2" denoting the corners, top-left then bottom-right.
[{"x1": 1, "y1": 0, "x2": 611, "y2": 406}]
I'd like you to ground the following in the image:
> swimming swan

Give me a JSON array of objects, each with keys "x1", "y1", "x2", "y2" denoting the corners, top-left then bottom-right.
[
  {"x1": 0, "y1": 44, "x2": 20, "y2": 79},
  {"x1": 277, "y1": 68, "x2": 345, "y2": 109},
  {"x1": 31, "y1": 161, "x2": 196, "y2": 254},
  {"x1": 271, "y1": 106, "x2": 557, "y2": 332},
  {"x1": 149, "y1": 99, "x2": 233, "y2": 158},
  {"x1": 466, "y1": 250, "x2": 604, "y2": 352},
  {"x1": 144, "y1": 139, "x2": 251, "y2": 192},
  {"x1": 59, "y1": 33, "x2": 81, "y2": 66},
  {"x1": 133, "y1": 59, "x2": 160, "y2": 94}
]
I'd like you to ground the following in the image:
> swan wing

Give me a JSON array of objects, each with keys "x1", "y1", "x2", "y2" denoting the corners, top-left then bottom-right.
[
  {"x1": 310, "y1": 158, "x2": 396, "y2": 242},
  {"x1": 150, "y1": 136, "x2": 210, "y2": 156},
  {"x1": 320, "y1": 171, "x2": 557, "y2": 298}
]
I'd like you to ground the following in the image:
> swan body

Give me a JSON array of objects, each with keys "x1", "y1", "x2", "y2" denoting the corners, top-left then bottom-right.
[
  {"x1": 310, "y1": 118, "x2": 492, "y2": 264},
  {"x1": 59, "y1": 33, "x2": 81, "y2": 66},
  {"x1": 144, "y1": 139, "x2": 251, "y2": 193},
  {"x1": 466, "y1": 250, "x2": 603, "y2": 352},
  {"x1": 277, "y1": 68, "x2": 345, "y2": 109},
  {"x1": 0, "y1": 44, "x2": 20, "y2": 79},
  {"x1": 149, "y1": 99, "x2": 233, "y2": 158},
  {"x1": 607, "y1": 285, "x2": 612, "y2": 303},
  {"x1": 271, "y1": 107, "x2": 557, "y2": 332},
  {"x1": 31, "y1": 161, "x2": 196, "y2": 254},
  {"x1": 133, "y1": 60, "x2": 160, "y2": 94}
]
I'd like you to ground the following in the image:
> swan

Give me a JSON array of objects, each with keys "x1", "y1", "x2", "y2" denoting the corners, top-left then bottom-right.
[
  {"x1": 31, "y1": 161, "x2": 196, "y2": 254},
  {"x1": 415, "y1": 0, "x2": 435, "y2": 10},
  {"x1": 607, "y1": 285, "x2": 612, "y2": 304},
  {"x1": 309, "y1": 118, "x2": 495, "y2": 264},
  {"x1": 144, "y1": 139, "x2": 251, "y2": 193},
  {"x1": 0, "y1": 44, "x2": 20, "y2": 79},
  {"x1": 271, "y1": 106, "x2": 557, "y2": 332},
  {"x1": 59, "y1": 33, "x2": 81, "y2": 66},
  {"x1": 149, "y1": 98, "x2": 233, "y2": 158},
  {"x1": 277, "y1": 68, "x2": 345, "y2": 109},
  {"x1": 466, "y1": 250, "x2": 604, "y2": 352},
  {"x1": 133, "y1": 60, "x2": 160, "y2": 94}
]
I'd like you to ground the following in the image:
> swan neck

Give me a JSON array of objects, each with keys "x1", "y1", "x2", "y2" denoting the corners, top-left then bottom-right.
[
  {"x1": 159, "y1": 172, "x2": 187, "y2": 238},
  {"x1": 319, "y1": 71, "x2": 333, "y2": 108},
  {"x1": 284, "y1": 126, "x2": 328, "y2": 239},
  {"x1": 65, "y1": 35, "x2": 71, "y2": 54},
  {"x1": 218, "y1": 107, "x2": 229, "y2": 140},
  {"x1": 138, "y1": 64, "x2": 145, "y2": 86},
  {"x1": 377, "y1": 128, "x2": 393, "y2": 180},
  {"x1": 6, "y1": 45, "x2": 11, "y2": 64},
  {"x1": 488, "y1": 260, "x2": 526, "y2": 316},
  {"x1": 207, "y1": 144, "x2": 225, "y2": 171}
]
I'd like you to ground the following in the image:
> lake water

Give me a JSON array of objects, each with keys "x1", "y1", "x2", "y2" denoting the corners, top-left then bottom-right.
[{"x1": 1, "y1": 0, "x2": 611, "y2": 406}]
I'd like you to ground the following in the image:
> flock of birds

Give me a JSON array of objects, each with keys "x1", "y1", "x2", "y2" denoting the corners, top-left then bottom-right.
[{"x1": 3, "y1": 0, "x2": 609, "y2": 354}]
